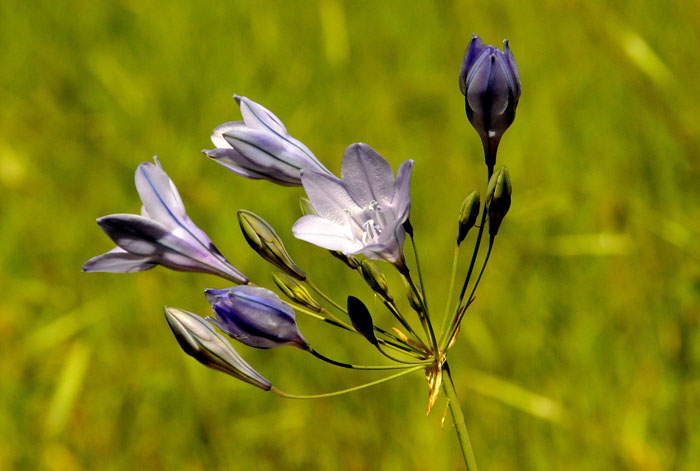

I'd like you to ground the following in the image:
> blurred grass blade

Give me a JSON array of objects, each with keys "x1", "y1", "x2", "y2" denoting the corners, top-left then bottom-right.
[
  {"x1": 44, "y1": 341, "x2": 91, "y2": 437},
  {"x1": 463, "y1": 368, "x2": 568, "y2": 425}
]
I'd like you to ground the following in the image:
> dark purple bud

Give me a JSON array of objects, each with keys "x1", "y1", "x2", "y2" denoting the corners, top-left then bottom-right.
[
  {"x1": 205, "y1": 286, "x2": 309, "y2": 350},
  {"x1": 459, "y1": 35, "x2": 521, "y2": 170},
  {"x1": 347, "y1": 296, "x2": 378, "y2": 346}
]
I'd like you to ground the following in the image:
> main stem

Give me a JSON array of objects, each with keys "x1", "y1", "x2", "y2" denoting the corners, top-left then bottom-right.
[{"x1": 443, "y1": 363, "x2": 478, "y2": 471}]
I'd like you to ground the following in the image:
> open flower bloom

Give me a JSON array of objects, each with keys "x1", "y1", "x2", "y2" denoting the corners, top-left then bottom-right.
[
  {"x1": 203, "y1": 95, "x2": 332, "y2": 186},
  {"x1": 83, "y1": 158, "x2": 248, "y2": 284},
  {"x1": 206, "y1": 286, "x2": 309, "y2": 350},
  {"x1": 459, "y1": 34, "x2": 521, "y2": 168},
  {"x1": 292, "y1": 143, "x2": 414, "y2": 267}
]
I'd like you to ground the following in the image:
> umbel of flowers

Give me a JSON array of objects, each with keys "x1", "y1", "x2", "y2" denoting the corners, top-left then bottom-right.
[{"x1": 84, "y1": 34, "x2": 520, "y2": 470}]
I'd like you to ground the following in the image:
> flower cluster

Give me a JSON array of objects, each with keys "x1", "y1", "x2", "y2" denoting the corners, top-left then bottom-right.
[{"x1": 84, "y1": 34, "x2": 520, "y2": 470}]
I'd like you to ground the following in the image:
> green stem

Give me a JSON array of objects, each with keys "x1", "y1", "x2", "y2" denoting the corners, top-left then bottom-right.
[
  {"x1": 439, "y1": 243, "x2": 461, "y2": 341},
  {"x1": 443, "y1": 363, "x2": 478, "y2": 471},
  {"x1": 309, "y1": 348, "x2": 428, "y2": 370},
  {"x1": 383, "y1": 299, "x2": 428, "y2": 349},
  {"x1": 405, "y1": 269, "x2": 440, "y2": 357},
  {"x1": 270, "y1": 366, "x2": 423, "y2": 399},
  {"x1": 306, "y1": 279, "x2": 347, "y2": 314},
  {"x1": 442, "y1": 239, "x2": 493, "y2": 350},
  {"x1": 409, "y1": 232, "x2": 430, "y2": 315},
  {"x1": 456, "y1": 206, "x2": 487, "y2": 309}
]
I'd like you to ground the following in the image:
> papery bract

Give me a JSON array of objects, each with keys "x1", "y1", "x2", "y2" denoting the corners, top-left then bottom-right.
[
  {"x1": 206, "y1": 285, "x2": 309, "y2": 350},
  {"x1": 292, "y1": 143, "x2": 414, "y2": 268},
  {"x1": 204, "y1": 95, "x2": 333, "y2": 186},
  {"x1": 82, "y1": 158, "x2": 247, "y2": 284}
]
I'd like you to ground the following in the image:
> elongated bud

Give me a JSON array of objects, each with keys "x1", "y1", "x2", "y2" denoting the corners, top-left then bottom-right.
[
  {"x1": 238, "y1": 210, "x2": 306, "y2": 280},
  {"x1": 406, "y1": 281, "x2": 423, "y2": 313},
  {"x1": 360, "y1": 260, "x2": 393, "y2": 302},
  {"x1": 272, "y1": 272, "x2": 322, "y2": 312},
  {"x1": 485, "y1": 166, "x2": 512, "y2": 236},
  {"x1": 205, "y1": 286, "x2": 310, "y2": 350},
  {"x1": 457, "y1": 190, "x2": 480, "y2": 245},
  {"x1": 347, "y1": 296, "x2": 379, "y2": 346},
  {"x1": 164, "y1": 306, "x2": 272, "y2": 390}
]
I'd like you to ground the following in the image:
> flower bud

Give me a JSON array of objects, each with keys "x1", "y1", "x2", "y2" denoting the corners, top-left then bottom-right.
[
  {"x1": 485, "y1": 166, "x2": 512, "y2": 236},
  {"x1": 360, "y1": 260, "x2": 393, "y2": 302},
  {"x1": 272, "y1": 272, "x2": 322, "y2": 312},
  {"x1": 347, "y1": 296, "x2": 379, "y2": 346},
  {"x1": 205, "y1": 286, "x2": 310, "y2": 350},
  {"x1": 238, "y1": 210, "x2": 306, "y2": 280},
  {"x1": 457, "y1": 190, "x2": 480, "y2": 245},
  {"x1": 299, "y1": 196, "x2": 316, "y2": 216},
  {"x1": 406, "y1": 281, "x2": 423, "y2": 314},
  {"x1": 459, "y1": 35, "x2": 521, "y2": 170},
  {"x1": 330, "y1": 250, "x2": 360, "y2": 269},
  {"x1": 164, "y1": 306, "x2": 271, "y2": 390}
]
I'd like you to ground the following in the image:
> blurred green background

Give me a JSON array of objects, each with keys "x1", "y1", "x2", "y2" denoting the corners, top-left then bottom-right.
[{"x1": 1, "y1": 0, "x2": 699, "y2": 469}]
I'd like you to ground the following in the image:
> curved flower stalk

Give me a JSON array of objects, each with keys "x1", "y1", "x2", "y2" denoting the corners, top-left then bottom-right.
[
  {"x1": 204, "y1": 95, "x2": 333, "y2": 186},
  {"x1": 83, "y1": 158, "x2": 247, "y2": 284},
  {"x1": 205, "y1": 286, "x2": 309, "y2": 349},
  {"x1": 292, "y1": 143, "x2": 414, "y2": 268},
  {"x1": 459, "y1": 34, "x2": 521, "y2": 171}
]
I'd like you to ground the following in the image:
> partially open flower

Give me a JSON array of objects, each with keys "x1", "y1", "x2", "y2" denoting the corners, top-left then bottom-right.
[
  {"x1": 83, "y1": 158, "x2": 247, "y2": 283},
  {"x1": 292, "y1": 143, "x2": 414, "y2": 268},
  {"x1": 204, "y1": 95, "x2": 333, "y2": 186},
  {"x1": 205, "y1": 286, "x2": 309, "y2": 350},
  {"x1": 459, "y1": 35, "x2": 521, "y2": 170}
]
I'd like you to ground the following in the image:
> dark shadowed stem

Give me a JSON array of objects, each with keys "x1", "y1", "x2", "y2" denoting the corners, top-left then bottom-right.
[
  {"x1": 442, "y1": 238, "x2": 493, "y2": 350},
  {"x1": 308, "y1": 348, "x2": 429, "y2": 370},
  {"x1": 404, "y1": 269, "x2": 440, "y2": 357},
  {"x1": 439, "y1": 244, "x2": 461, "y2": 340},
  {"x1": 293, "y1": 305, "x2": 421, "y2": 355},
  {"x1": 456, "y1": 201, "x2": 488, "y2": 309},
  {"x1": 271, "y1": 366, "x2": 424, "y2": 399},
  {"x1": 408, "y1": 232, "x2": 430, "y2": 315},
  {"x1": 443, "y1": 363, "x2": 478, "y2": 471},
  {"x1": 460, "y1": 237, "x2": 493, "y2": 314},
  {"x1": 375, "y1": 341, "x2": 429, "y2": 364}
]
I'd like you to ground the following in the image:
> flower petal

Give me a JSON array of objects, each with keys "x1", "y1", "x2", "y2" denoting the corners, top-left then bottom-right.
[
  {"x1": 392, "y1": 159, "x2": 414, "y2": 217},
  {"x1": 300, "y1": 170, "x2": 360, "y2": 224},
  {"x1": 210, "y1": 121, "x2": 244, "y2": 149},
  {"x1": 235, "y1": 95, "x2": 287, "y2": 134},
  {"x1": 82, "y1": 247, "x2": 156, "y2": 273},
  {"x1": 340, "y1": 143, "x2": 395, "y2": 208},
  {"x1": 292, "y1": 215, "x2": 363, "y2": 254},
  {"x1": 135, "y1": 160, "x2": 188, "y2": 229},
  {"x1": 97, "y1": 214, "x2": 172, "y2": 256},
  {"x1": 503, "y1": 39, "x2": 521, "y2": 99},
  {"x1": 203, "y1": 148, "x2": 296, "y2": 183},
  {"x1": 459, "y1": 34, "x2": 488, "y2": 94}
]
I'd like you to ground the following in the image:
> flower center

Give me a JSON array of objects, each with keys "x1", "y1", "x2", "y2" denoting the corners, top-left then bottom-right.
[{"x1": 361, "y1": 218, "x2": 382, "y2": 244}]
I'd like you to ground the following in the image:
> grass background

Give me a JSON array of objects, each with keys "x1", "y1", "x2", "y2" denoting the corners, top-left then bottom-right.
[{"x1": 1, "y1": 0, "x2": 699, "y2": 469}]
